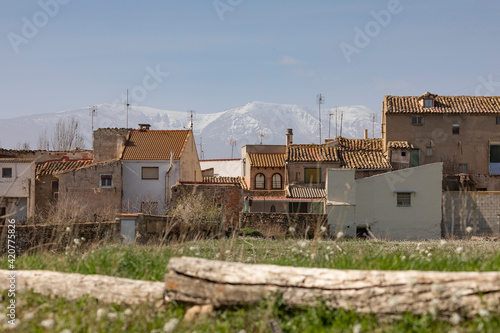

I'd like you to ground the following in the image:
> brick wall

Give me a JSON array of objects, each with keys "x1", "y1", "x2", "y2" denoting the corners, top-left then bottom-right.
[
  {"x1": 239, "y1": 212, "x2": 328, "y2": 239},
  {"x1": 443, "y1": 191, "x2": 500, "y2": 237}
]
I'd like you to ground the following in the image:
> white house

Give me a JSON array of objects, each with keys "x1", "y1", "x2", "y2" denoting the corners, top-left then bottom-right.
[
  {"x1": 121, "y1": 125, "x2": 202, "y2": 214},
  {"x1": 326, "y1": 163, "x2": 442, "y2": 240},
  {"x1": 0, "y1": 158, "x2": 36, "y2": 222}
]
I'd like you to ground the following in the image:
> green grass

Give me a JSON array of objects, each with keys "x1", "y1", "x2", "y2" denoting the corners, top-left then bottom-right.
[{"x1": 1, "y1": 238, "x2": 499, "y2": 332}]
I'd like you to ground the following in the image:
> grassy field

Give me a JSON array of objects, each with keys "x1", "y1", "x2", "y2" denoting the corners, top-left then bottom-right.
[{"x1": 1, "y1": 238, "x2": 499, "y2": 332}]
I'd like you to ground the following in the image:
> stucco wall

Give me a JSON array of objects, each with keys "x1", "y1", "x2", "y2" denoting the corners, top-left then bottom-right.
[
  {"x1": 122, "y1": 160, "x2": 180, "y2": 214},
  {"x1": 0, "y1": 162, "x2": 35, "y2": 221},
  {"x1": 288, "y1": 162, "x2": 340, "y2": 185},
  {"x1": 179, "y1": 133, "x2": 202, "y2": 182},
  {"x1": 327, "y1": 163, "x2": 442, "y2": 240},
  {"x1": 383, "y1": 111, "x2": 500, "y2": 190}
]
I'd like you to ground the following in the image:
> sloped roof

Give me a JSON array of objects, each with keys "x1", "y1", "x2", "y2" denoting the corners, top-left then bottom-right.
[
  {"x1": 36, "y1": 160, "x2": 93, "y2": 177},
  {"x1": 387, "y1": 141, "x2": 414, "y2": 149},
  {"x1": 385, "y1": 93, "x2": 500, "y2": 114},
  {"x1": 340, "y1": 150, "x2": 392, "y2": 170},
  {"x1": 0, "y1": 158, "x2": 35, "y2": 164},
  {"x1": 203, "y1": 176, "x2": 249, "y2": 190},
  {"x1": 287, "y1": 144, "x2": 340, "y2": 162},
  {"x1": 248, "y1": 153, "x2": 285, "y2": 168},
  {"x1": 332, "y1": 137, "x2": 383, "y2": 151},
  {"x1": 121, "y1": 130, "x2": 190, "y2": 160},
  {"x1": 286, "y1": 185, "x2": 326, "y2": 199}
]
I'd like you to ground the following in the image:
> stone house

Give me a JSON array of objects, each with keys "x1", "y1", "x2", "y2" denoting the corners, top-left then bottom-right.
[
  {"x1": 0, "y1": 158, "x2": 36, "y2": 223},
  {"x1": 382, "y1": 92, "x2": 500, "y2": 190},
  {"x1": 327, "y1": 163, "x2": 443, "y2": 240},
  {"x1": 121, "y1": 125, "x2": 202, "y2": 214}
]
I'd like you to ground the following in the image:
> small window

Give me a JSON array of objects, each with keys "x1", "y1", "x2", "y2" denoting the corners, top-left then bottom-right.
[
  {"x1": 426, "y1": 147, "x2": 434, "y2": 157},
  {"x1": 304, "y1": 168, "x2": 321, "y2": 184},
  {"x1": 255, "y1": 173, "x2": 265, "y2": 189},
  {"x1": 452, "y1": 124, "x2": 460, "y2": 134},
  {"x1": 411, "y1": 117, "x2": 423, "y2": 125},
  {"x1": 142, "y1": 167, "x2": 159, "y2": 180},
  {"x1": 51, "y1": 181, "x2": 59, "y2": 194},
  {"x1": 2, "y1": 168, "x2": 12, "y2": 178},
  {"x1": 271, "y1": 173, "x2": 282, "y2": 189},
  {"x1": 397, "y1": 192, "x2": 411, "y2": 207},
  {"x1": 100, "y1": 175, "x2": 113, "y2": 187},
  {"x1": 458, "y1": 164, "x2": 468, "y2": 173},
  {"x1": 270, "y1": 205, "x2": 276, "y2": 213},
  {"x1": 401, "y1": 151, "x2": 406, "y2": 157},
  {"x1": 424, "y1": 99, "x2": 433, "y2": 108},
  {"x1": 496, "y1": 116, "x2": 500, "y2": 125}
]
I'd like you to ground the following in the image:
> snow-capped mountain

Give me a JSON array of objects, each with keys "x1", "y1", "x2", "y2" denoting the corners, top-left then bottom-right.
[{"x1": 0, "y1": 102, "x2": 381, "y2": 159}]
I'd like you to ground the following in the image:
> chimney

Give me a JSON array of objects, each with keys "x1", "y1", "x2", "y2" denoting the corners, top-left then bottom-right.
[
  {"x1": 364, "y1": 129, "x2": 368, "y2": 140},
  {"x1": 139, "y1": 124, "x2": 151, "y2": 131},
  {"x1": 286, "y1": 128, "x2": 293, "y2": 146}
]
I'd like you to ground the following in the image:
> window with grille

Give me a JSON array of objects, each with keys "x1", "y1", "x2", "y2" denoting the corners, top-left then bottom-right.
[
  {"x1": 411, "y1": 117, "x2": 424, "y2": 125},
  {"x1": 271, "y1": 173, "x2": 282, "y2": 189},
  {"x1": 255, "y1": 173, "x2": 265, "y2": 189},
  {"x1": 397, "y1": 192, "x2": 411, "y2": 207},
  {"x1": 100, "y1": 175, "x2": 113, "y2": 187}
]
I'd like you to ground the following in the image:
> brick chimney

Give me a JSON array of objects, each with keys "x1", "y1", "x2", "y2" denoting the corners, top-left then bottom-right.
[
  {"x1": 139, "y1": 124, "x2": 151, "y2": 131},
  {"x1": 364, "y1": 129, "x2": 368, "y2": 140},
  {"x1": 286, "y1": 128, "x2": 293, "y2": 146}
]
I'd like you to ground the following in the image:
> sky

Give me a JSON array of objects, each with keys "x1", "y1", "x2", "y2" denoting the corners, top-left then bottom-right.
[{"x1": 1, "y1": 0, "x2": 500, "y2": 119}]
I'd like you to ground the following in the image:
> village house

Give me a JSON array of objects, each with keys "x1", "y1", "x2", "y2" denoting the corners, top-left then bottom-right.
[
  {"x1": 121, "y1": 124, "x2": 202, "y2": 214},
  {"x1": 0, "y1": 158, "x2": 35, "y2": 223},
  {"x1": 327, "y1": 163, "x2": 443, "y2": 240},
  {"x1": 382, "y1": 92, "x2": 500, "y2": 190}
]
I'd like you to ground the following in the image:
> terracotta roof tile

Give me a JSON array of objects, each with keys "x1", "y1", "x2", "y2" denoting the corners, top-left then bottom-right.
[
  {"x1": 387, "y1": 141, "x2": 414, "y2": 149},
  {"x1": 248, "y1": 153, "x2": 285, "y2": 168},
  {"x1": 36, "y1": 160, "x2": 93, "y2": 177},
  {"x1": 340, "y1": 150, "x2": 392, "y2": 170},
  {"x1": 0, "y1": 158, "x2": 35, "y2": 164},
  {"x1": 203, "y1": 176, "x2": 249, "y2": 190},
  {"x1": 333, "y1": 137, "x2": 383, "y2": 151},
  {"x1": 287, "y1": 144, "x2": 340, "y2": 162},
  {"x1": 385, "y1": 94, "x2": 500, "y2": 114},
  {"x1": 121, "y1": 130, "x2": 190, "y2": 160},
  {"x1": 286, "y1": 185, "x2": 326, "y2": 198}
]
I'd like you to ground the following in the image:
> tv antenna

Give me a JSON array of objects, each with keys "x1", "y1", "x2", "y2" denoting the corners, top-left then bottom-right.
[
  {"x1": 198, "y1": 136, "x2": 205, "y2": 160},
  {"x1": 316, "y1": 94, "x2": 325, "y2": 144},
  {"x1": 89, "y1": 105, "x2": 98, "y2": 132},
  {"x1": 339, "y1": 110, "x2": 344, "y2": 137},
  {"x1": 328, "y1": 107, "x2": 338, "y2": 139},
  {"x1": 370, "y1": 113, "x2": 376, "y2": 138},
  {"x1": 186, "y1": 110, "x2": 196, "y2": 131},
  {"x1": 126, "y1": 89, "x2": 130, "y2": 128},
  {"x1": 230, "y1": 139, "x2": 237, "y2": 159},
  {"x1": 259, "y1": 131, "x2": 266, "y2": 144}
]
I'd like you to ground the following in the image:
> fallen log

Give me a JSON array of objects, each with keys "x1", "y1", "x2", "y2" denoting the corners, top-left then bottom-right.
[
  {"x1": 165, "y1": 257, "x2": 500, "y2": 317},
  {"x1": 0, "y1": 270, "x2": 164, "y2": 305}
]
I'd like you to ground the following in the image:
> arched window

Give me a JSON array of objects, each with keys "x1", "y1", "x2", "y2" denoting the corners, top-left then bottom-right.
[
  {"x1": 255, "y1": 173, "x2": 265, "y2": 189},
  {"x1": 272, "y1": 173, "x2": 282, "y2": 189},
  {"x1": 270, "y1": 205, "x2": 276, "y2": 212}
]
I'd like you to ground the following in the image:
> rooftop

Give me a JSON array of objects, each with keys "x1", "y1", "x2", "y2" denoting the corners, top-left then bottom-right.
[
  {"x1": 0, "y1": 158, "x2": 35, "y2": 164},
  {"x1": 36, "y1": 159, "x2": 93, "y2": 177},
  {"x1": 248, "y1": 153, "x2": 286, "y2": 168},
  {"x1": 121, "y1": 130, "x2": 191, "y2": 160},
  {"x1": 287, "y1": 144, "x2": 340, "y2": 163}
]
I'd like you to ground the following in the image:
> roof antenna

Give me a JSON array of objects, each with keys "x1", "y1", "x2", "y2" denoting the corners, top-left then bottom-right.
[
  {"x1": 339, "y1": 110, "x2": 344, "y2": 137},
  {"x1": 198, "y1": 136, "x2": 205, "y2": 160},
  {"x1": 230, "y1": 139, "x2": 237, "y2": 159},
  {"x1": 316, "y1": 94, "x2": 325, "y2": 144},
  {"x1": 126, "y1": 89, "x2": 130, "y2": 128},
  {"x1": 370, "y1": 113, "x2": 376, "y2": 138},
  {"x1": 186, "y1": 110, "x2": 196, "y2": 131},
  {"x1": 259, "y1": 131, "x2": 266, "y2": 144},
  {"x1": 89, "y1": 105, "x2": 97, "y2": 148}
]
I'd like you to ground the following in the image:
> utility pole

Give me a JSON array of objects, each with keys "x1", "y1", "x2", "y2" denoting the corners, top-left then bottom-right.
[
  {"x1": 89, "y1": 105, "x2": 97, "y2": 149},
  {"x1": 198, "y1": 137, "x2": 204, "y2": 160},
  {"x1": 370, "y1": 113, "x2": 376, "y2": 138},
  {"x1": 230, "y1": 139, "x2": 237, "y2": 159},
  {"x1": 316, "y1": 94, "x2": 325, "y2": 144}
]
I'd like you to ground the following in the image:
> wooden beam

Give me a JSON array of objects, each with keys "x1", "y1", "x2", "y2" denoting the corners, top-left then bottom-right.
[{"x1": 165, "y1": 257, "x2": 500, "y2": 317}]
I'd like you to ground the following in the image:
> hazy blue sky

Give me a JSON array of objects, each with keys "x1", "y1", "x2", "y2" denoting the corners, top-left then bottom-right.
[{"x1": 2, "y1": 0, "x2": 500, "y2": 118}]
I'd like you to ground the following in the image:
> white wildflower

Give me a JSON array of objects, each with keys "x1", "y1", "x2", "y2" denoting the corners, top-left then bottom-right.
[
  {"x1": 449, "y1": 312, "x2": 461, "y2": 325},
  {"x1": 325, "y1": 254, "x2": 329, "y2": 261},
  {"x1": 163, "y1": 318, "x2": 180, "y2": 333},
  {"x1": 81, "y1": 237, "x2": 85, "y2": 241},
  {"x1": 400, "y1": 255, "x2": 406, "y2": 260},
  {"x1": 40, "y1": 318, "x2": 55, "y2": 329},
  {"x1": 96, "y1": 308, "x2": 107, "y2": 320},
  {"x1": 352, "y1": 323, "x2": 362, "y2": 333},
  {"x1": 310, "y1": 253, "x2": 316, "y2": 260},
  {"x1": 336, "y1": 231, "x2": 344, "y2": 239},
  {"x1": 298, "y1": 240, "x2": 307, "y2": 248},
  {"x1": 288, "y1": 226, "x2": 296, "y2": 233},
  {"x1": 107, "y1": 312, "x2": 118, "y2": 320},
  {"x1": 427, "y1": 252, "x2": 432, "y2": 257},
  {"x1": 60, "y1": 330, "x2": 72, "y2": 333},
  {"x1": 189, "y1": 246, "x2": 196, "y2": 251},
  {"x1": 73, "y1": 238, "x2": 80, "y2": 245},
  {"x1": 123, "y1": 308, "x2": 133, "y2": 316},
  {"x1": 478, "y1": 309, "x2": 490, "y2": 318},
  {"x1": 225, "y1": 250, "x2": 231, "y2": 254},
  {"x1": 455, "y1": 247, "x2": 463, "y2": 254},
  {"x1": 320, "y1": 226, "x2": 327, "y2": 232},
  {"x1": 195, "y1": 252, "x2": 200, "y2": 256},
  {"x1": 466, "y1": 226, "x2": 473, "y2": 234},
  {"x1": 65, "y1": 227, "x2": 71, "y2": 232},
  {"x1": 439, "y1": 239, "x2": 447, "y2": 246},
  {"x1": 23, "y1": 312, "x2": 35, "y2": 321}
]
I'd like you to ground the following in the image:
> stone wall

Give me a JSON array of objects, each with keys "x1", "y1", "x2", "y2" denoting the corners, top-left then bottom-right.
[
  {"x1": 443, "y1": 191, "x2": 500, "y2": 237},
  {"x1": 93, "y1": 128, "x2": 130, "y2": 163},
  {"x1": 239, "y1": 212, "x2": 328, "y2": 239}
]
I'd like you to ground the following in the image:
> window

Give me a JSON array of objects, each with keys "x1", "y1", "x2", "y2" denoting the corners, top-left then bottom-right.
[
  {"x1": 100, "y1": 175, "x2": 113, "y2": 187},
  {"x1": 426, "y1": 147, "x2": 434, "y2": 157},
  {"x1": 401, "y1": 151, "x2": 406, "y2": 157},
  {"x1": 270, "y1": 205, "x2": 276, "y2": 213},
  {"x1": 411, "y1": 117, "x2": 424, "y2": 125},
  {"x1": 497, "y1": 117, "x2": 500, "y2": 125},
  {"x1": 304, "y1": 168, "x2": 321, "y2": 184},
  {"x1": 490, "y1": 145, "x2": 500, "y2": 175},
  {"x1": 255, "y1": 173, "x2": 265, "y2": 189},
  {"x1": 458, "y1": 164, "x2": 468, "y2": 173},
  {"x1": 142, "y1": 167, "x2": 159, "y2": 180},
  {"x1": 397, "y1": 192, "x2": 411, "y2": 207},
  {"x1": 424, "y1": 99, "x2": 433, "y2": 108},
  {"x1": 271, "y1": 173, "x2": 282, "y2": 189},
  {"x1": 141, "y1": 201, "x2": 159, "y2": 215},
  {"x1": 409, "y1": 149, "x2": 420, "y2": 167},
  {"x1": 452, "y1": 124, "x2": 460, "y2": 135},
  {"x1": 2, "y1": 168, "x2": 12, "y2": 178}
]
